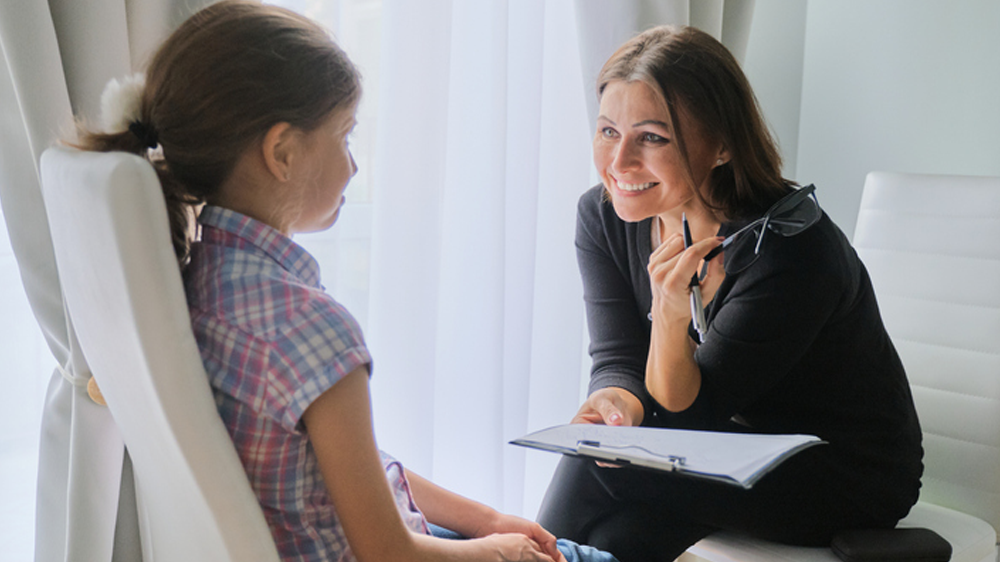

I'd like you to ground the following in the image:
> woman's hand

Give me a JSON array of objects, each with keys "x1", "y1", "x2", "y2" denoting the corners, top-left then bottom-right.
[
  {"x1": 644, "y1": 233, "x2": 723, "y2": 412},
  {"x1": 571, "y1": 388, "x2": 644, "y2": 467},
  {"x1": 647, "y1": 232, "x2": 725, "y2": 329},
  {"x1": 571, "y1": 387, "x2": 643, "y2": 427}
]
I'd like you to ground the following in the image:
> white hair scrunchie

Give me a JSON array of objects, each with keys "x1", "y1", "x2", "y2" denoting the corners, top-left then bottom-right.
[{"x1": 99, "y1": 73, "x2": 146, "y2": 134}]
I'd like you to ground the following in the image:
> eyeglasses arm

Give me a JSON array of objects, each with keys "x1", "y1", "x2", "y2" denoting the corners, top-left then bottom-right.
[{"x1": 703, "y1": 217, "x2": 764, "y2": 262}]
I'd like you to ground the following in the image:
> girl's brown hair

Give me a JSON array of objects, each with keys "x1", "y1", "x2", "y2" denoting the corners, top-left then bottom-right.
[
  {"x1": 597, "y1": 25, "x2": 791, "y2": 220},
  {"x1": 75, "y1": 0, "x2": 361, "y2": 264}
]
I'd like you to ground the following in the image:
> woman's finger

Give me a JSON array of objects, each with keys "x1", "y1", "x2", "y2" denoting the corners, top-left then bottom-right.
[
  {"x1": 598, "y1": 400, "x2": 625, "y2": 426},
  {"x1": 649, "y1": 232, "x2": 684, "y2": 265},
  {"x1": 666, "y1": 237, "x2": 724, "y2": 286}
]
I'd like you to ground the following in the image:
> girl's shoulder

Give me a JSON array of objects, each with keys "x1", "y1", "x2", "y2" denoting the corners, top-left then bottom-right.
[{"x1": 187, "y1": 240, "x2": 362, "y2": 342}]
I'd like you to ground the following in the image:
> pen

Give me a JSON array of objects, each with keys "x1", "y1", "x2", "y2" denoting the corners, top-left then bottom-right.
[{"x1": 682, "y1": 213, "x2": 708, "y2": 343}]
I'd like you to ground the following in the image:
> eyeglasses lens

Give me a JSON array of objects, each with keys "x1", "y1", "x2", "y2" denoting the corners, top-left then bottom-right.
[
  {"x1": 724, "y1": 223, "x2": 764, "y2": 274},
  {"x1": 767, "y1": 189, "x2": 821, "y2": 236}
]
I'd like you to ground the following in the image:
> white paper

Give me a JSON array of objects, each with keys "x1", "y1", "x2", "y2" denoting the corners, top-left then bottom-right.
[{"x1": 510, "y1": 424, "x2": 823, "y2": 489}]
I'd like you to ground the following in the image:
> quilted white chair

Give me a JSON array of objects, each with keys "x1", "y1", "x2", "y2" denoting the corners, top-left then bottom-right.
[
  {"x1": 679, "y1": 172, "x2": 1000, "y2": 562},
  {"x1": 39, "y1": 146, "x2": 280, "y2": 562}
]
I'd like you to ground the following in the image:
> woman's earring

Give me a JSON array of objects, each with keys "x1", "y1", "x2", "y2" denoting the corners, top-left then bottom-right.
[{"x1": 716, "y1": 158, "x2": 725, "y2": 166}]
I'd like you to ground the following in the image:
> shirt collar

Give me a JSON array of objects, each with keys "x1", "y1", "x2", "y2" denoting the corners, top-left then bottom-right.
[{"x1": 198, "y1": 205, "x2": 322, "y2": 288}]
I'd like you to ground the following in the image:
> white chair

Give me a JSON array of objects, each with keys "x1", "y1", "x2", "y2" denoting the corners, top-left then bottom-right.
[
  {"x1": 39, "y1": 146, "x2": 280, "y2": 562},
  {"x1": 679, "y1": 172, "x2": 1000, "y2": 562}
]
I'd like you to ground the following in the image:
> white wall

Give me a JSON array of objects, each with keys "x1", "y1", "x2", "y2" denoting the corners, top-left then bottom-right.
[
  {"x1": 742, "y1": 0, "x2": 808, "y2": 180},
  {"x1": 797, "y1": 0, "x2": 1000, "y2": 235},
  {"x1": 745, "y1": 0, "x2": 1000, "y2": 236}
]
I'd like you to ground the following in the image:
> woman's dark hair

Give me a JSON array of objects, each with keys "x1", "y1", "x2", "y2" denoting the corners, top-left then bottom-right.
[
  {"x1": 597, "y1": 25, "x2": 791, "y2": 220},
  {"x1": 73, "y1": 0, "x2": 361, "y2": 264}
]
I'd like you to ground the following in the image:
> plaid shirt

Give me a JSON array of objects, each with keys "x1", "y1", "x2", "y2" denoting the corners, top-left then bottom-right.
[{"x1": 185, "y1": 206, "x2": 428, "y2": 562}]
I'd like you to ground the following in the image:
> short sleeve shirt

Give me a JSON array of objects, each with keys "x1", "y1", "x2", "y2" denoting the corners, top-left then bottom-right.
[{"x1": 184, "y1": 206, "x2": 428, "y2": 562}]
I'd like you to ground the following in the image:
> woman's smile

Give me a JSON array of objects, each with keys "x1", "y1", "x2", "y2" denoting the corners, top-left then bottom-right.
[{"x1": 612, "y1": 179, "x2": 658, "y2": 193}]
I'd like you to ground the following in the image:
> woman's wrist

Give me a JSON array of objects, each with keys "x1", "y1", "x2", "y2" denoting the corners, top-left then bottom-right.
[
  {"x1": 649, "y1": 293, "x2": 693, "y2": 331},
  {"x1": 646, "y1": 314, "x2": 701, "y2": 412}
]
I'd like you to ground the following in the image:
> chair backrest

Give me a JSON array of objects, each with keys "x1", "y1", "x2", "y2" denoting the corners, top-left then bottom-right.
[
  {"x1": 39, "y1": 146, "x2": 280, "y2": 562},
  {"x1": 853, "y1": 171, "x2": 1000, "y2": 533}
]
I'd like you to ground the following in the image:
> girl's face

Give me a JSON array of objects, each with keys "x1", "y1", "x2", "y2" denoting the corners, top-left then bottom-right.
[
  {"x1": 286, "y1": 104, "x2": 358, "y2": 234},
  {"x1": 593, "y1": 80, "x2": 723, "y2": 223}
]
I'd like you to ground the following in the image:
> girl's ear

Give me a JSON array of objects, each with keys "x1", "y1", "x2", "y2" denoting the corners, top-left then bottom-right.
[{"x1": 261, "y1": 122, "x2": 297, "y2": 182}]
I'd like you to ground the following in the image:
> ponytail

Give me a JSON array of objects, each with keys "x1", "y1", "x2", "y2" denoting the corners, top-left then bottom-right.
[
  {"x1": 73, "y1": 73, "x2": 200, "y2": 265},
  {"x1": 69, "y1": 0, "x2": 361, "y2": 267}
]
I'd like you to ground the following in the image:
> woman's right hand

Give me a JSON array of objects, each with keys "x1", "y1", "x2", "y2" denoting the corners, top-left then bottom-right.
[
  {"x1": 571, "y1": 387, "x2": 643, "y2": 427},
  {"x1": 472, "y1": 533, "x2": 565, "y2": 562}
]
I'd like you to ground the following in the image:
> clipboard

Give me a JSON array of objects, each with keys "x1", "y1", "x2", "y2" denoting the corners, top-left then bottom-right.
[{"x1": 510, "y1": 424, "x2": 824, "y2": 489}]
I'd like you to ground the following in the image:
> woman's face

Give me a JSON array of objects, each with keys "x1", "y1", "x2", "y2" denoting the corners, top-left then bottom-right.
[{"x1": 593, "y1": 80, "x2": 723, "y2": 223}]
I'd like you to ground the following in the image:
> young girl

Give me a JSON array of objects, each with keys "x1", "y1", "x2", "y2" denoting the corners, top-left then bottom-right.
[{"x1": 76, "y1": 2, "x2": 617, "y2": 561}]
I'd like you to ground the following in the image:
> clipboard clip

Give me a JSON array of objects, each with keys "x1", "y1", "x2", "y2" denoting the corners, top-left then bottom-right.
[{"x1": 576, "y1": 440, "x2": 687, "y2": 471}]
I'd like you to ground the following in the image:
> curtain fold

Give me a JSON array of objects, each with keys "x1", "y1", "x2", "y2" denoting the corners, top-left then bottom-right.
[{"x1": 0, "y1": 2, "x2": 211, "y2": 561}]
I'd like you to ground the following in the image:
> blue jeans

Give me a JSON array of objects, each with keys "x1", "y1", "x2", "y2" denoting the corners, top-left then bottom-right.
[
  {"x1": 428, "y1": 524, "x2": 620, "y2": 562},
  {"x1": 556, "y1": 538, "x2": 621, "y2": 562}
]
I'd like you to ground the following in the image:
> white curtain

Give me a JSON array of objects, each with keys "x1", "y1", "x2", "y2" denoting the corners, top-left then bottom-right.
[
  {"x1": 367, "y1": 0, "x2": 754, "y2": 520},
  {"x1": 0, "y1": 2, "x2": 210, "y2": 561},
  {"x1": 367, "y1": 0, "x2": 592, "y2": 519}
]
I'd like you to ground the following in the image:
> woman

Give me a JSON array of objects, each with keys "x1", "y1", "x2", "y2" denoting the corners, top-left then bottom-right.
[{"x1": 536, "y1": 25, "x2": 922, "y2": 562}]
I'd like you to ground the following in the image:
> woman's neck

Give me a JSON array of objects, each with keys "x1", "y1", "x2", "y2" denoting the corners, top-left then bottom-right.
[{"x1": 656, "y1": 205, "x2": 721, "y2": 243}]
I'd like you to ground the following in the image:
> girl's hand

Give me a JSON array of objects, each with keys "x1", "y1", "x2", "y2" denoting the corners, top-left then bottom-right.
[
  {"x1": 647, "y1": 233, "x2": 724, "y2": 329},
  {"x1": 571, "y1": 387, "x2": 643, "y2": 427},
  {"x1": 473, "y1": 533, "x2": 565, "y2": 562},
  {"x1": 471, "y1": 513, "x2": 562, "y2": 562}
]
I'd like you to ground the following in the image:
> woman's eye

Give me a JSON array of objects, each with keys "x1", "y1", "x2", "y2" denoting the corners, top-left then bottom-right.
[
  {"x1": 642, "y1": 132, "x2": 668, "y2": 144},
  {"x1": 600, "y1": 127, "x2": 619, "y2": 139}
]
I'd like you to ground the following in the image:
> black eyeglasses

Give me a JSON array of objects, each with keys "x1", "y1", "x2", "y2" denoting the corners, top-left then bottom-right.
[{"x1": 703, "y1": 184, "x2": 821, "y2": 275}]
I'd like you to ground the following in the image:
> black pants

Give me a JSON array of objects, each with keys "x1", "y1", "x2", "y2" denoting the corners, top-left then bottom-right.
[{"x1": 536, "y1": 447, "x2": 906, "y2": 562}]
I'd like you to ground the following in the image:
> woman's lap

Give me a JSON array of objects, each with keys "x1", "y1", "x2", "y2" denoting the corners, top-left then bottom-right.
[{"x1": 537, "y1": 450, "x2": 899, "y2": 562}]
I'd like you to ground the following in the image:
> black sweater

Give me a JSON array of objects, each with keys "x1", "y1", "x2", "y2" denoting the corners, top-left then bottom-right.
[{"x1": 576, "y1": 184, "x2": 922, "y2": 510}]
